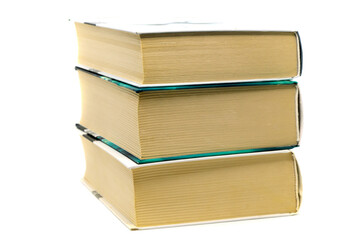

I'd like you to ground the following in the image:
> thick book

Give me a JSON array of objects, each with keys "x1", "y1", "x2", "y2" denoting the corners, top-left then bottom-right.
[
  {"x1": 77, "y1": 67, "x2": 301, "y2": 162},
  {"x1": 79, "y1": 131, "x2": 302, "y2": 230},
  {"x1": 75, "y1": 22, "x2": 302, "y2": 86}
]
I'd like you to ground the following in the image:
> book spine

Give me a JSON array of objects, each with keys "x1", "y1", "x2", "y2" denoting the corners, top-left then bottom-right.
[{"x1": 296, "y1": 31, "x2": 303, "y2": 76}]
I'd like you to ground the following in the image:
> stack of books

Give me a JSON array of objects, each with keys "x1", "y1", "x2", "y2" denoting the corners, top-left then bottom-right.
[{"x1": 74, "y1": 21, "x2": 303, "y2": 230}]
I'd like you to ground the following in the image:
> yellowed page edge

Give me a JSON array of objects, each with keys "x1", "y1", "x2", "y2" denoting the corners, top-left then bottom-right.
[
  {"x1": 81, "y1": 179, "x2": 139, "y2": 230},
  {"x1": 82, "y1": 178, "x2": 296, "y2": 230}
]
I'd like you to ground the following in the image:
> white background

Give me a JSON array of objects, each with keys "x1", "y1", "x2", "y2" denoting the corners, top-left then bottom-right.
[{"x1": 1, "y1": 0, "x2": 361, "y2": 239}]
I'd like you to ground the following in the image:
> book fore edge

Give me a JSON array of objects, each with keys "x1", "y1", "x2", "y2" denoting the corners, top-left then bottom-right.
[{"x1": 81, "y1": 178, "x2": 297, "y2": 230}]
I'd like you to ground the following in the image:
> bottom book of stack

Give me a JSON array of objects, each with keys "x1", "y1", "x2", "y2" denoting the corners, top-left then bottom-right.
[{"x1": 79, "y1": 132, "x2": 302, "y2": 230}]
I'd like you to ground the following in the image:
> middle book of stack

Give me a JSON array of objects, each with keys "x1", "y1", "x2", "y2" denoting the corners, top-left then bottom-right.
[{"x1": 75, "y1": 22, "x2": 302, "y2": 230}]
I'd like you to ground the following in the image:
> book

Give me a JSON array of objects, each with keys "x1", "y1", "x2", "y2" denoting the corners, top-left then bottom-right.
[
  {"x1": 80, "y1": 131, "x2": 302, "y2": 230},
  {"x1": 77, "y1": 67, "x2": 301, "y2": 162},
  {"x1": 75, "y1": 22, "x2": 302, "y2": 86}
]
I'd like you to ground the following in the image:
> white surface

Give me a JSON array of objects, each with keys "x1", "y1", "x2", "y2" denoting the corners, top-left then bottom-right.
[{"x1": 1, "y1": 0, "x2": 362, "y2": 239}]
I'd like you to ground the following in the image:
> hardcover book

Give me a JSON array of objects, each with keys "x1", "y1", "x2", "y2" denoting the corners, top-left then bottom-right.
[
  {"x1": 79, "y1": 131, "x2": 302, "y2": 230},
  {"x1": 75, "y1": 22, "x2": 302, "y2": 86},
  {"x1": 77, "y1": 67, "x2": 301, "y2": 162}
]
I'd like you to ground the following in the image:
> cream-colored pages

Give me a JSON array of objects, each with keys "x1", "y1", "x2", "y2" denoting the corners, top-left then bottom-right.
[
  {"x1": 75, "y1": 22, "x2": 301, "y2": 85},
  {"x1": 79, "y1": 69, "x2": 300, "y2": 160},
  {"x1": 80, "y1": 135, "x2": 302, "y2": 230}
]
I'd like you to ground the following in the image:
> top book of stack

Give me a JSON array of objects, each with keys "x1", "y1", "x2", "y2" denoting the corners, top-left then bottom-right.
[{"x1": 75, "y1": 22, "x2": 302, "y2": 86}]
